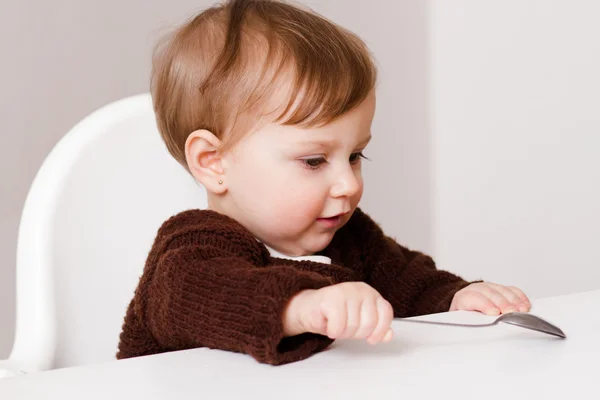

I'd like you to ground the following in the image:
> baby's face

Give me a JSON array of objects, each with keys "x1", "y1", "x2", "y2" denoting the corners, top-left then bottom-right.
[{"x1": 219, "y1": 91, "x2": 376, "y2": 256}]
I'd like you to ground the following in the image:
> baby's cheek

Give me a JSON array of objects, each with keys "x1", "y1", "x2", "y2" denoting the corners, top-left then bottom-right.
[{"x1": 277, "y1": 189, "x2": 323, "y2": 221}]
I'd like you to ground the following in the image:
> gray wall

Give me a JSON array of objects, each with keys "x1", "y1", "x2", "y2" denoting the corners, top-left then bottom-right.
[
  {"x1": 0, "y1": 1, "x2": 430, "y2": 357},
  {"x1": 430, "y1": 0, "x2": 600, "y2": 298}
]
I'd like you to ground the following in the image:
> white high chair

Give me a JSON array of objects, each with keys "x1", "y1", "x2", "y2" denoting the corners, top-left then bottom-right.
[{"x1": 0, "y1": 94, "x2": 206, "y2": 378}]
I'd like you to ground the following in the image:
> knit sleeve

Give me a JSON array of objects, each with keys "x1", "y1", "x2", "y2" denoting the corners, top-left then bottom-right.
[
  {"x1": 350, "y1": 210, "x2": 473, "y2": 317},
  {"x1": 144, "y1": 244, "x2": 334, "y2": 365}
]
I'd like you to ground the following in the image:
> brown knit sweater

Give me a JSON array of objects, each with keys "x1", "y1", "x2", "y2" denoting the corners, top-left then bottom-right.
[{"x1": 117, "y1": 208, "x2": 471, "y2": 365}]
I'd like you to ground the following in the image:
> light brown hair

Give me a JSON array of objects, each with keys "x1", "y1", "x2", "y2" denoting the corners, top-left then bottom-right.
[{"x1": 151, "y1": 0, "x2": 377, "y2": 170}]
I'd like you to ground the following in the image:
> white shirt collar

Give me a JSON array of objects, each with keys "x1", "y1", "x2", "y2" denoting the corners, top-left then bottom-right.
[{"x1": 263, "y1": 244, "x2": 332, "y2": 265}]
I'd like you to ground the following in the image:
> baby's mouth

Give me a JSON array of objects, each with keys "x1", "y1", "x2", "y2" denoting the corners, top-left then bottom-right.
[{"x1": 316, "y1": 212, "x2": 348, "y2": 228}]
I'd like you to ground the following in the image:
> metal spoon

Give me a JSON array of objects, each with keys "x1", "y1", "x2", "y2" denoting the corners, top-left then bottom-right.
[{"x1": 399, "y1": 312, "x2": 566, "y2": 339}]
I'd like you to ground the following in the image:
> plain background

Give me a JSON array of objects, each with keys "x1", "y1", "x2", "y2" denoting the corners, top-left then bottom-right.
[{"x1": 1, "y1": 0, "x2": 598, "y2": 357}]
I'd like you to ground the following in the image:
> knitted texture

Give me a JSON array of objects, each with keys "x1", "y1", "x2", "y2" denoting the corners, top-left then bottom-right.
[{"x1": 117, "y1": 208, "x2": 472, "y2": 365}]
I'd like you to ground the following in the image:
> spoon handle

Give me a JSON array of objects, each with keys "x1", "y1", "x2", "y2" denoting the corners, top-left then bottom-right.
[{"x1": 397, "y1": 319, "x2": 496, "y2": 328}]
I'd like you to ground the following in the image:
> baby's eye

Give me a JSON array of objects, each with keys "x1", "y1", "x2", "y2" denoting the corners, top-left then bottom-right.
[
  {"x1": 349, "y1": 152, "x2": 367, "y2": 164},
  {"x1": 301, "y1": 157, "x2": 327, "y2": 170}
]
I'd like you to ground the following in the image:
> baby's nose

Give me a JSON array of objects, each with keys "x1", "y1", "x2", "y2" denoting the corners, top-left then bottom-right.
[{"x1": 330, "y1": 169, "x2": 361, "y2": 198}]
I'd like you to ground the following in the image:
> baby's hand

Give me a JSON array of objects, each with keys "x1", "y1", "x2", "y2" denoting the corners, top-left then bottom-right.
[
  {"x1": 283, "y1": 282, "x2": 394, "y2": 344},
  {"x1": 450, "y1": 282, "x2": 531, "y2": 316}
]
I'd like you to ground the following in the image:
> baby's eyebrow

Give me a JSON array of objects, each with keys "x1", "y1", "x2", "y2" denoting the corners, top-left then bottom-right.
[
  {"x1": 358, "y1": 134, "x2": 372, "y2": 146},
  {"x1": 295, "y1": 138, "x2": 336, "y2": 149},
  {"x1": 294, "y1": 133, "x2": 371, "y2": 149}
]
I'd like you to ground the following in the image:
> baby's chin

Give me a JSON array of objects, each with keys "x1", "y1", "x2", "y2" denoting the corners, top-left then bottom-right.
[
  {"x1": 300, "y1": 231, "x2": 339, "y2": 255},
  {"x1": 268, "y1": 233, "x2": 333, "y2": 257},
  {"x1": 310, "y1": 217, "x2": 353, "y2": 250},
  {"x1": 267, "y1": 216, "x2": 354, "y2": 256}
]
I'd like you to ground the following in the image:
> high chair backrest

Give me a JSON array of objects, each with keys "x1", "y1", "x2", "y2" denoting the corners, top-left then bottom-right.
[{"x1": 7, "y1": 93, "x2": 206, "y2": 372}]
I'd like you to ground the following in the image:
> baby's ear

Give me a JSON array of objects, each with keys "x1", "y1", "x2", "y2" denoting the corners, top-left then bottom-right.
[{"x1": 185, "y1": 130, "x2": 227, "y2": 194}]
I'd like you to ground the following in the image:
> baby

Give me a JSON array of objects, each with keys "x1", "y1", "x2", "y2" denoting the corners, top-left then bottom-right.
[{"x1": 117, "y1": 0, "x2": 530, "y2": 365}]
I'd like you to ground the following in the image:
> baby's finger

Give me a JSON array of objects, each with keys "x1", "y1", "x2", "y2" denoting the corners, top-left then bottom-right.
[
  {"x1": 507, "y1": 286, "x2": 531, "y2": 310},
  {"x1": 367, "y1": 298, "x2": 393, "y2": 344},
  {"x1": 340, "y1": 299, "x2": 361, "y2": 339},
  {"x1": 324, "y1": 301, "x2": 347, "y2": 339},
  {"x1": 487, "y1": 283, "x2": 521, "y2": 308},
  {"x1": 486, "y1": 283, "x2": 531, "y2": 312},
  {"x1": 455, "y1": 291, "x2": 500, "y2": 316},
  {"x1": 476, "y1": 285, "x2": 515, "y2": 313},
  {"x1": 382, "y1": 328, "x2": 393, "y2": 343},
  {"x1": 354, "y1": 297, "x2": 378, "y2": 339}
]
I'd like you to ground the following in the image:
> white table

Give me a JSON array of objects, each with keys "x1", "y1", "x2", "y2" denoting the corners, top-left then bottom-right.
[{"x1": 1, "y1": 290, "x2": 598, "y2": 399}]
